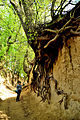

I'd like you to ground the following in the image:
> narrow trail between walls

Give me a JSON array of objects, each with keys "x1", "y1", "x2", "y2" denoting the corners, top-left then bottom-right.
[
  {"x1": 0, "y1": 76, "x2": 53, "y2": 120},
  {"x1": 0, "y1": 91, "x2": 53, "y2": 120},
  {"x1": 0, "y1": 75, "x2": 80, "y2": 120}
]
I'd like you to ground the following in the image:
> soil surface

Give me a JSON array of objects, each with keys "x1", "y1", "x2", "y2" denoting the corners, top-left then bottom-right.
[
  {"x1": 0, "y1": 90, "x2": 53, "y2": 120},
  {"x1": 0, "y1": 88, "x2": 80, "y2": 120},
  {"x1": 0, "y1": 77, "x2": 55, "y2": 120}
]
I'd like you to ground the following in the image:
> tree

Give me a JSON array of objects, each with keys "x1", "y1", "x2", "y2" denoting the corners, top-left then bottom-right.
[
  {"x1": 0, "y1": 0, "x2": 80, "y2": 102},
  {"x1": 0, "y1": 2, "x2": 35, "y2": 83}
]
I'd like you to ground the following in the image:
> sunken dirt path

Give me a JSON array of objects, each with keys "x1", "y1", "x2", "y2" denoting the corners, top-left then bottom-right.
[{"x1": 0, "y1": 91, "x2": 54, "y2": 120}]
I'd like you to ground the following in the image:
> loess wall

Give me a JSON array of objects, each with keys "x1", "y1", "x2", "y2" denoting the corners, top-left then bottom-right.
[
  {"x1": 53, "y1": 36, "x2": 80, "y2": 97},
  {"x1": 50, "y1": 36, "x2": 80, "y2": 119}
]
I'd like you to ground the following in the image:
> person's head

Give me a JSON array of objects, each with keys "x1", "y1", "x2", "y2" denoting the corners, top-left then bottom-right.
[{"x1": 17, "y1": 81, "x2": 21, "y2": 85}]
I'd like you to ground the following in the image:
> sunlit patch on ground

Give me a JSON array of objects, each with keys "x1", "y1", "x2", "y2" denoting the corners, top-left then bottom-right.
[{"x1": 0, "y1": 76, "x2": 17, "y2": 100}]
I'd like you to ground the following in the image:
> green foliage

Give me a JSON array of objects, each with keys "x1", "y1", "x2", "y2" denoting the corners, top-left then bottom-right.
[
  {"x1": 0, "y1": 2, "x2": 35, "y2": 78},
  {"x1": 32, "y1": 0, "x2": 52, "y2": 24}
]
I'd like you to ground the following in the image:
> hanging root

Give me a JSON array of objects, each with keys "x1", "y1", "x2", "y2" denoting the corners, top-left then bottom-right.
[
  {"x1": 57, "y1": 90, "x2": 68, "y2": 109},
  {"x1": 43, "y1": 15, "x2": 80, "y2": 49}
]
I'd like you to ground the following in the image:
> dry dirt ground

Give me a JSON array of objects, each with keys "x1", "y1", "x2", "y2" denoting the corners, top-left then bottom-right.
[
  {"x1": 0, "y1": 80, "x2": 63, "y2": 120},
  {"x1": 0, "y1": 89, "x2": 80, "y2": 120},
  {"x1": 0, "y1": 90, "x2": 55, "y2": 120}
]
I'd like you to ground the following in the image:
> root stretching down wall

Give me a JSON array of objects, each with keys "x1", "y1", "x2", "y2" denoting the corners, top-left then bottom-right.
[{"x1": 28, "y1": 2, "x2": 80, "y2": 106}]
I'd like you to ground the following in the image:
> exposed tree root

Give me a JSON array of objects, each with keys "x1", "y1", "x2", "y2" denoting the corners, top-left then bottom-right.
[
  {"x1": 44, "y1": 34, "x2": 59, "y2": 48},
  {"x1": 44, "y1": 16, "x2": 80, "y2": 48},
  {"x1": 25, "y1": 1, "x2": 80, "y2": 104},
  {"x1": 70, "y1": 29, "x2": 80, "y2": 35}
]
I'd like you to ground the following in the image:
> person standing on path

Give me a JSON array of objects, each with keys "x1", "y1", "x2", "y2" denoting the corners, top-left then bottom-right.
[{"x1": 16, "y1": 81, "x2": 22, "y2": 102}]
